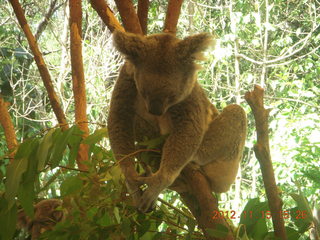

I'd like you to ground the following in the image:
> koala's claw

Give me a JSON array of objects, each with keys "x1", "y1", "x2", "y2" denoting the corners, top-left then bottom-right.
[
  {"x1": 138, "y1": 188, "x2": 160, "y2": 213},
  {"x1": 139, "y1": 183, "x2": 148, "y2": 191}
]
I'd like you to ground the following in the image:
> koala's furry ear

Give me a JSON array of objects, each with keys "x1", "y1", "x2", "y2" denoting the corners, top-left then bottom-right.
[
  {"x1": 113, "y1": 30, "x2": 146, "y2": 62},
  {"x1": 175, "y1": 33, "x2": 215, "y2": 60}
]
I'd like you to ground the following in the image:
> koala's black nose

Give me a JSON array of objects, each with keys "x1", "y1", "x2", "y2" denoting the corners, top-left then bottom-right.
[{"x1": 148, "y1": 99, "x2": 163, "y2": 116}]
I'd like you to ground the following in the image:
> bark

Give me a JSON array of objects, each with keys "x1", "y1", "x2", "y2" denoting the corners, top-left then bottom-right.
[
  {"x1": 245, "y1": 85, "x2": 287, "y2": 240},
  {"x1": 89, "y1": 0, "x2": 124, "y2": 33},
  {"x1": 137, "y1": 0, "x2": 149, "y2": 35},
  {"x1": 179, "y1": 165, "x2": 234, "y2": 240},
  {"x1": 163, "y1": 0, "x2": 184, "y2": 34},
  {"x1": 114, "y1": 0, "x2": 143, "y2": 34},
  {"x1": 0, "y1": 96, "x2": 18, "y2": 162},
  {"x1": 69, "y1": 0, "x2": 89, "y2": 171},
  {"x1": 8, "y1": 0, "x2": 69, "y2": 131}
]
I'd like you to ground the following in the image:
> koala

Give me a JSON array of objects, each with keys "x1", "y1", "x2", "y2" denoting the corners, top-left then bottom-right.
[
  {"x1": 107, "y1": 31, "x2": 247, "y2": 213},
  {"x1": 17, "y1": 199, "x2": 64, "y2": 239}
]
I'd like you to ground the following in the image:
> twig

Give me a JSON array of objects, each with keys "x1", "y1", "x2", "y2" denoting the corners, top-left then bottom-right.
[{"x1": 157, "y1": 197, "x2": 194, "y2": 220}]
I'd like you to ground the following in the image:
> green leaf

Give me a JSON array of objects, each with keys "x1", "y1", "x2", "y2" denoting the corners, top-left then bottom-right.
[
  {"x1": 138, "y1": 218, "x2": 151, "y2": 237},
  {"x1": 290, "y1": 193, "x2": 313, "y2": 232},
  {"x1": 0, "y1": 198, "x2": 17, "y2": 240},
  {"x1": 4, "y1": 139, "x2": 38, "y2": 207},
  {"x1": 285, "y1": 227, "x2": 300, "y2": 240},
  {"x1": 121, "y1": 218, "x2": 131, "y2": 236},
  {"x1": 50, "y1": 126, "x2": 80, "y2": 168},
  {"x1": 87, "y1": 207, "x2": 98, "y2": 221},
  {"x1": 97, "y1": 212, "x2": 113, "y2": 227},
  {"x1": 239, "y1": 198, "x2": 269, "y2": 238},
  {"x1": 60, "y1": 176, "x2": 83, "y2": 196},
  {"x1": 206, "y1": 224, "x2": 229, "y2": 238},
  {"x1": 251, "y1": 218, "x2": 268, "y2": 240},
  {"x1": 82, "y1": 128, "x2": 108, "y2": 145},
  {"x1": 37, "y1": 128, "x2": 57, "y2": 171},
  {"x1": 67, "y1": 126, "x2": 83, "y2": 167},
  {"x1": 18, "y1": 138, "x2": 40, "y2": 218},
  {"x1": 138, "y1": 135, "x2": 167, "y2": 148}
]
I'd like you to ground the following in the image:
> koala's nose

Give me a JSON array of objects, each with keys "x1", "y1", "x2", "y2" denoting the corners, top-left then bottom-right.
[{"x1": 148, "y1": 99, "x2": 164, "y2": 116}]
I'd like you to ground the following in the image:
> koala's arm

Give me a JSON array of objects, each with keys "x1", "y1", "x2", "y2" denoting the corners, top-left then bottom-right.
[
  {"x1": 157, "y1": 97, "x2": 206, "y2": 184},
  {"x1": 107, "y1": 63, "x2": 138, "y2": 178}
]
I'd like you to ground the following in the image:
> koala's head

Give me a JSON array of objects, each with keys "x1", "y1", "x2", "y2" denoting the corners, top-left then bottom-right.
[{"x1": 113, "y1": 31, "x2": 214, "y2": 116}]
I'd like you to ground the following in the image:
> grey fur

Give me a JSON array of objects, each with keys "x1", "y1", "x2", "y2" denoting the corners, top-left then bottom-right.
[{"x1": 108, "y1": 31, "x2": 247, "y2": 213}]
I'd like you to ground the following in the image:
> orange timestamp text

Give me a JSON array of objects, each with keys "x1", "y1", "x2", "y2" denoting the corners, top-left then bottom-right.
[{"x1": 212, "y1": 210, "x2": 308, "y2": 220}]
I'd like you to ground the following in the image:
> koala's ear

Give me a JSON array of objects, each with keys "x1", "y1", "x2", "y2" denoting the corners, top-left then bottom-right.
[
  {"x1": 175, "y1": 33, "x2": 215, "y2": 60},
  {"x1": 113, "y1": 30, "x2": 146, "y2": 62}
]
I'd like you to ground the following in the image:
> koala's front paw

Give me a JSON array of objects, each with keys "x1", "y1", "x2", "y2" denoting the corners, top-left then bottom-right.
[
  {"x1": 126, "y1": 178, "x2": 143, "y2": 207},
  {"x1": 137, "y1": 174, "x2": 171, "y2": 213}
]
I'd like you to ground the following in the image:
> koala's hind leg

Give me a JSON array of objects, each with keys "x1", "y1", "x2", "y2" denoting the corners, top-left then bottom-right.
[{"x1": 195, "y1": 104, "x2": 247, "y2": 193}]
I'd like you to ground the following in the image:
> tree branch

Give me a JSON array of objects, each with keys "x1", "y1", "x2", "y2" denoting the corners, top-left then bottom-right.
[
  {"x1": 8, "y1": 0, "x2": 69, "y2": 131},
  {"x1": 0, "y1": 96, "x2": 18, "y2": 162},
  {"x1": 245, "y1": 85, "x2": 287, "y2": 240},
  {"x1": 89, "y1": 0, "x2": 124, "y2": 33},
  {"x1": 114, "y1": 0, "x2": 143, "y2": 34},
  {"x1": 137, "y1": 0, "x2": 149, "y2": 35},
  {"x1": 69, "y1": 0, "x2": 89, "y2": 171},
  {"x1": 163, "y1": 0, "x2": 184, "y2": 34},
  {"x1": 179, "y1": 165, "x2": 234, "y2": 240},
  {"x1": 35, "y1": 0, "x2": 62, "y2": 41}
]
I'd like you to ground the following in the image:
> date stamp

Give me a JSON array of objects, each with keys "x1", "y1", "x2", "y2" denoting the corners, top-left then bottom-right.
[{"x1": 212, "y1": 210, "x2": 308, "y2": 220}]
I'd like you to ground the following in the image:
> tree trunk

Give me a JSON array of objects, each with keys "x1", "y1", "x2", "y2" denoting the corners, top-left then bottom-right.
[
  {"x1": 179, "y1": 165, "x2": 234, "y2": 240},
  {"x1": 69, "y1": 0, "x2": 90, "y2": 171},
  {"x1": 0, "y1": 96, "x2": 18, "y2": 162},
  {"x1": 8, "y1": 0, "x2": 69, "y2": 131}
]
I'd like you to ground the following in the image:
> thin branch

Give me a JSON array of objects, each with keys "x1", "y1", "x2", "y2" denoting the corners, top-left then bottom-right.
[
  {"x1": 8, "y1": 0, "x2": 69, "y2": 131},
  {"x1": 157, "y1": 197, "x2": 194, "y2": 220},
  {"x1": 237, "y1": 24, "x2": 319, "y2": 66},
  {"x1": 114, "y1": 0, "x2": 143, "y2": 34},
  {"x1": 163, "y1": 0, "x2": 184, "y2": 34},
  {"x1": 260, "y1": 0, "x2": 269, "y2": 87},
  {"x1": 245, "y1": 85, "x2": 287, "y2": 240},
  {"x1": 89, "y1": 0, "x2": 124, "y2": 33},
  {"x1": 35, "y1": 0, "x2": 61, "y2": 41}
]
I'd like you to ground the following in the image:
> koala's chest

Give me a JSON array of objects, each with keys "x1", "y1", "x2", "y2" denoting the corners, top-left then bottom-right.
[{"x1": 135, "y1": 95, "x2": 172, "y2": 135}]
